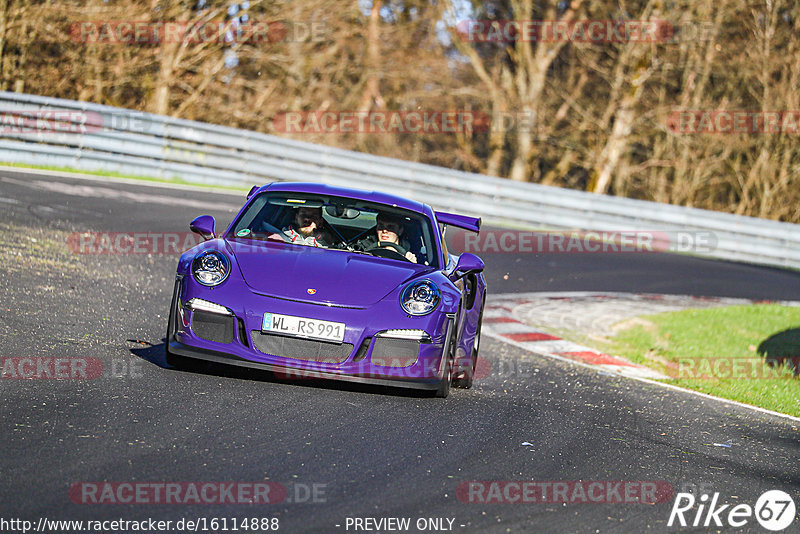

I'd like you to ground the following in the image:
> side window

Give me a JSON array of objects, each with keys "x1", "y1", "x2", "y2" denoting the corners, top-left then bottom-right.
[
  {"x1": 439, "y1": 223, "x2": 451, "y2": 267},
  {"x1": 465, "y1": 273, "x2": 478, "y2": 309},
  {"x1": 231, "y1": 195, "x2": 268, "y2": 234}
]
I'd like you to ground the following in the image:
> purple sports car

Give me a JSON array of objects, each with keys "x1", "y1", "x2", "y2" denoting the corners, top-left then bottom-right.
[{"x1": 166, "y1": 182, "x2": 486, "y2": 397}]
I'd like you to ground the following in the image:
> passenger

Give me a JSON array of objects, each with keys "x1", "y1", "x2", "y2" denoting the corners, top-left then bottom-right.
[{"x1": 274, "y1": 206, "x2": 332, "y2": 247}]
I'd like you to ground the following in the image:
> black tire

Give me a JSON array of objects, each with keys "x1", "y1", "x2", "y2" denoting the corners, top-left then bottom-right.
[
  {"x1": 435, "y1": 356, "x2": 452, "y2": 398},
  {"x1": 164, "y1": 280, "x2": 204, "y2": 371},
  {"x1": 435, "y1": 324, "x2": 457, "y2": 398},
  {"x1": 453, "y1": 303, "x2": 484, "y2": 389},
  {"x1": 165, "y1": 282, "x2": 179, "y2": 365}
]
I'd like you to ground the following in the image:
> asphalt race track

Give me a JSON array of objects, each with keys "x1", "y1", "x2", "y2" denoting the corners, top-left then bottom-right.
[{"x1": 1, "y1": 168, "x2": 799, "y2": 533}]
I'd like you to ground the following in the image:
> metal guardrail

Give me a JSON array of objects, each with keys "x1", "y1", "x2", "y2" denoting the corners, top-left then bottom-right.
[{"x1": 0, "y1": 91, "x2": 798, "y2": 269}]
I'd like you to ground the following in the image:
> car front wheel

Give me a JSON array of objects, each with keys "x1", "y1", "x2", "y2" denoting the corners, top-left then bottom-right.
[
  {"x1": 164, "y1": 282, "x2": 204, "y2": 371},
  {"x1": 453, "y1": 304, "x2": 483, "y2": 389},
  {"x1": 435, "y1": 324, "x2": 457, "y2": 398}
]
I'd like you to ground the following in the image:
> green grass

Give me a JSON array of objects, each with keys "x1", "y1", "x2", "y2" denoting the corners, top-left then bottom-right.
[
  {"x1": 604, "y1": 304, "x2": 800, "y2": 417},
  {"x1": 0, "y1": 162, "x2": 251, "y2": 192}
]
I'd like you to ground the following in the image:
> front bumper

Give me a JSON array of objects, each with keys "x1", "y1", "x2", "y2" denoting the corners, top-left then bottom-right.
[
  {"x1": 167, "y1": 340, "x2": 443, "y2": 391},
  {"x1": 168, "y1": 275, "x2": 454, "y2": 390}
]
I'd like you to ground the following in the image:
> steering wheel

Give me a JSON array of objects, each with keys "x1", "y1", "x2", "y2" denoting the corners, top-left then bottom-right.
[
  {"x1": 366, "y1": 241, "x2": 410, "y2": 261},
  {"x1": 252, "y1": 222, "x2": 295, "y2": 243}
]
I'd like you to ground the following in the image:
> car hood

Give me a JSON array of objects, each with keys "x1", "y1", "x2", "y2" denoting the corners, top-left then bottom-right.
[{"x1": 228, "y1": 239, "x2": 427, "y2": 307}]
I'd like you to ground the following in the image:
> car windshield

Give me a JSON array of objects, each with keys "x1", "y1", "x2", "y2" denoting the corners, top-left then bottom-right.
[{"x1": 228, "y1": 191, "x2": 440, "y2": 269}]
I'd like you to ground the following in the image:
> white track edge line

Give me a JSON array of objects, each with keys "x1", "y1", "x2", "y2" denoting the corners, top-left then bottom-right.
[
  {"x1": 488, "y1": 291, "x2": 800, "y2": 306},
  {"x1": 484, "y1": 329, "x2": 800, "y2": 424},
  {"x1": 0, "y1": 165, "x2": 246, "y2": 196}
]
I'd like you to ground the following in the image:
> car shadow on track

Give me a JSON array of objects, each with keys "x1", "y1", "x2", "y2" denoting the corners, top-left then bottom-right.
[
  {"x1": 129, "y1": 339, "x2": 436, "y2": 398},
  {"x1": 758, "y1": 327, "x2": 800, "y2": 377}
]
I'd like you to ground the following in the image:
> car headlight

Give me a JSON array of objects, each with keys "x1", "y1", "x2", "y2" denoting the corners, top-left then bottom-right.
[
  {"x1": 400, "y1": 280, "x2": 440, "y2": 316},
  {"x1": 192, "y1": 251, "x2": 230, "y2": 287}
]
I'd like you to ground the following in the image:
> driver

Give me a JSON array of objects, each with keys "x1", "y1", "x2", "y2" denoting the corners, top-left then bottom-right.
[
  {"x1": 359, "y1": 212, "x2": 417, "y2": 263},
  {"x1": 273, "y1": 206, "x2": 332, "y2": 247}
]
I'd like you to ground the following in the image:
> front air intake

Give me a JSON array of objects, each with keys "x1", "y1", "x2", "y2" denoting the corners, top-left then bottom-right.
[
  {"x1": 251, "y1": 332, "x2": 354, "y2": 364},
  {"x1": 191, "y1": 310, "x2": 234, "y2": 343},
  {"x1": 370, "y1": 338, "x2": 420, "y2": 368}
]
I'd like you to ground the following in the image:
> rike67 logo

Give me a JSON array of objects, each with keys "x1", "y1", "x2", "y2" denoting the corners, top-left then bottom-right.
[{"x1": 668, "y1": 490, "x2": 796, "y2": 531}]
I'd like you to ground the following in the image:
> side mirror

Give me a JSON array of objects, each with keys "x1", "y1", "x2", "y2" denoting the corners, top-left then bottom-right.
[
  {"x1": 190, "y1": 215, "x2": 216, "y2": 241},
  {"x1": 449, "y1": 253, "x2": 484, "y2": 281}
]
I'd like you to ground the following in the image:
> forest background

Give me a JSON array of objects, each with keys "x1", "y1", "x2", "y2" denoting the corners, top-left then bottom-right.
[{"x1": 1, "y1": 0, "x2": 798, "y2": 223}]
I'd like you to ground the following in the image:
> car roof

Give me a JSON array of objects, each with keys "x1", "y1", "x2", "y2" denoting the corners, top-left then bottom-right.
[{"x1": 261, "y1": 182, "x2": 428, "y2": 214}]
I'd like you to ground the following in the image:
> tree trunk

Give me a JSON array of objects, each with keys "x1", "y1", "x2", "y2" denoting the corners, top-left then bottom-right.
[
  {"x1": 152, "y1": 39, "x2": 180, "y2": 115},
  {"x1": 486, "y1": 95, "x2": 507, "y2": 177},
  {"x1": 591, "y1": 85, "x2": 639, "y2": 194},
  {"x1": 358, "y1": 0, "x2": 383, "y2": 113},
  {"x1": 509, "y1": 105, "x2": 534, "y2": 181},
  {"x1": 0, "y1": 0, "x2": 8, "y2": 91}
]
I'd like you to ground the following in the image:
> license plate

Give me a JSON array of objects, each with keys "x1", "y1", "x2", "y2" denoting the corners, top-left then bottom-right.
[{"x1": 262, "y1": 313, "x2": 345, "y2": 343}]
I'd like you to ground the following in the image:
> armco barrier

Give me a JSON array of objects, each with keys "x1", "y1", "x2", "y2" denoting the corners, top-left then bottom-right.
[{"x1": 0, "y1": 91, "x2": 798, "y2": 269}]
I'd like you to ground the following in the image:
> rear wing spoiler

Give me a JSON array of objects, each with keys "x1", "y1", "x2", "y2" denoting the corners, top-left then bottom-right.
[{"x1": 435, "y1": 212, "x2": 481, "y2": 233}]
